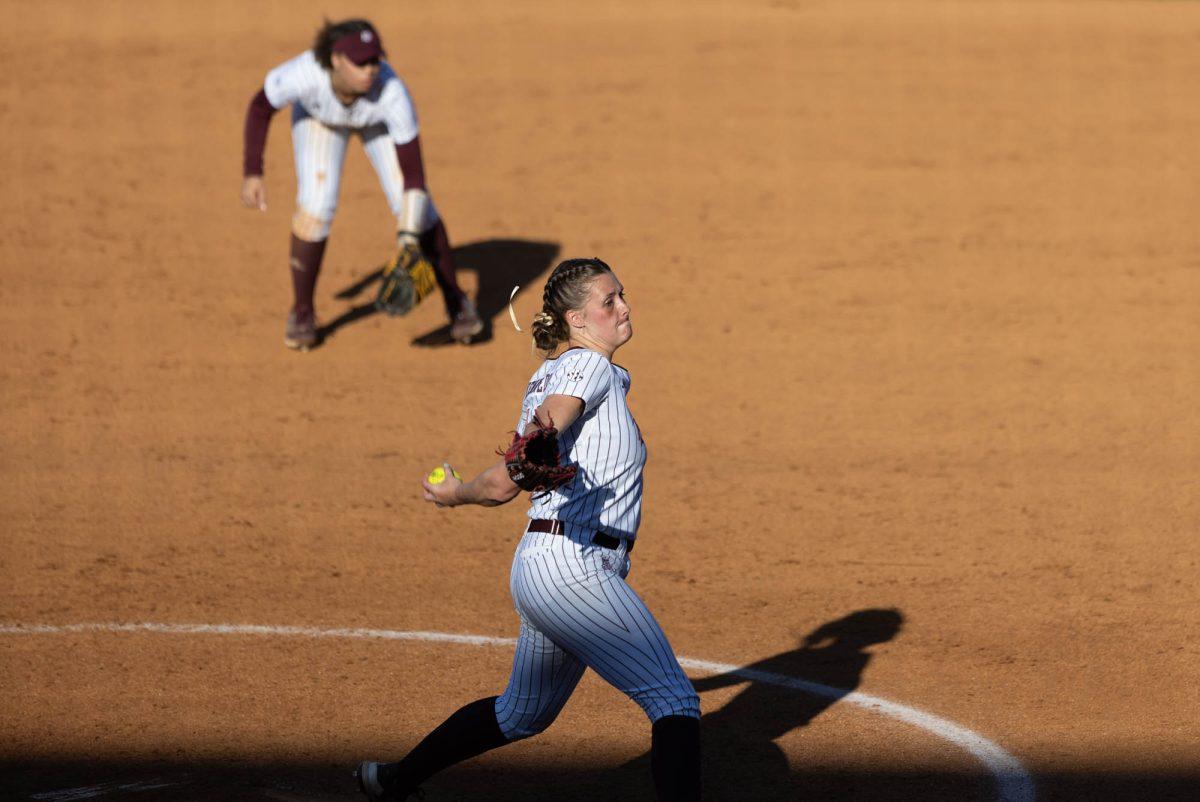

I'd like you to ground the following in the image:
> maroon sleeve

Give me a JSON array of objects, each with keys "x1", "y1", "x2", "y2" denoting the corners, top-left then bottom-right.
[
  {"x1": 243, "y1": 88, "x2": 279, "y2": 177},
  {"x1": 395, "y1": 135, "x2": 427, "y2": 191}
]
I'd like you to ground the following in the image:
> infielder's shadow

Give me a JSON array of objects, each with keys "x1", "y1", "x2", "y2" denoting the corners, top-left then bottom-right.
[
  {"x1": 321, "y1": 238, "x2": 560, "y2": 347},
  {"x1": 623, "y1": 608, "x2": 906, "y2": 801}
]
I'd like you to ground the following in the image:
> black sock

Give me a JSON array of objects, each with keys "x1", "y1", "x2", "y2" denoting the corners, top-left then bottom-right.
[
  {"x1": 651, "y1": 715, "x2": 701, "y2": 802},
  {"x1": 379, "y1": 696, "x2": 510, "y2": 793}
]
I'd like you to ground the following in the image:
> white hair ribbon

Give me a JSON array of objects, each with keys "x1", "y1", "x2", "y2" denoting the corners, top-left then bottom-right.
[{"x1": 507, "y1": 285, "x2": 522, "y2": 332}]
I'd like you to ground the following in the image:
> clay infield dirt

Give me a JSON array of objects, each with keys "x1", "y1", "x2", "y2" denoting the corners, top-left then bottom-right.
[{"x1": 2, "y1": 1, "x2": 1198, "y2": 800}]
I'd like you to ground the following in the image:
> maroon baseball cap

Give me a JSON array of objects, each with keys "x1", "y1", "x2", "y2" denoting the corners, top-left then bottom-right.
[{"x1": 332, "y1": 28, "x2": 384, "y2": 65}]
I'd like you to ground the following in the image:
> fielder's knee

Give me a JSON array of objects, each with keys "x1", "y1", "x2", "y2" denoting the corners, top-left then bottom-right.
[{"x1": 292, "y1": 208, "x2": 333, "y2": 241}]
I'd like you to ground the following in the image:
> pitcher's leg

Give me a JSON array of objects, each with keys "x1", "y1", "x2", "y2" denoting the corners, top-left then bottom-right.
[
  {"x1": 495, "y1": 618, "x2": 587, "y2": 740},
  {"x1": 519, "y1": 554, "x2": 699, "y2": 722},
  {"x1": 517, "y1": 554, "x2": 700, "y2": 801},
  {"x1": 652, "y1": 714, "x2": 702, "y2": 802},
  {"x1": 590, "y1": 575, "x2": 701, "y2": 801},
  {"x1": 363, "y1": 695, "x2": 508, "y2": 799},
  {"x1": 362, "y1": 618, "x2": 584, "y2": 799},
  {"x1": 507, "y1": 532, "x2": 699, "y2": 799}
]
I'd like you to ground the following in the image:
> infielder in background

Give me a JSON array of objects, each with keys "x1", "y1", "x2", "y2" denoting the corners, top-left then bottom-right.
[
  {"x1": 355, "y1": 258, "x2": 701, "y2": 800},
  {"x1": 240, "y1": 18, "x2": 483, "y2": 350}
]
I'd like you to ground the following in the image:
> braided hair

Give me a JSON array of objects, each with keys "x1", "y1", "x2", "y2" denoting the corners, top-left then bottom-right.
[{"x1": 531, "y1": 258, "x2": 613, "y2": 356}]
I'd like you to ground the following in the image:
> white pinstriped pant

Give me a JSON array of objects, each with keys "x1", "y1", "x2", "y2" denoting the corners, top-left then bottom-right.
[
  {"x1": 494, "y1": 524, "x2": 700, "y2": 741},
  {"x1": 289, "y1": 105, "x2": 439, "y2": 241}
]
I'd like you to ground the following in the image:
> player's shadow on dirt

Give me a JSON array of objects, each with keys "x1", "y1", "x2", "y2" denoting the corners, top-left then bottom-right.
[
  {"x1": 647, "y1": 607, "x2": 907, "y2": 800},
  {"x1": 320, "y1": 238, "x2": 560, "y2": 348}
]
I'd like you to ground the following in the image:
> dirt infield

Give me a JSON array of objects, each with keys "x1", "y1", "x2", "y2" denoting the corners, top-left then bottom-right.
[{"x1": 2, "y1": 1, "x2": 1198, "y2": 799}]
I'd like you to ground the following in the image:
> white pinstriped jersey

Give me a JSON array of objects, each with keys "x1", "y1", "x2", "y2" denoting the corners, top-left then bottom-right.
[
  {"x1": 495, "y1": 348, "x2": 699, "y2": 737},
  {"x1": 518, "y1": 348, "x2": 647, "y2": 538},
  {"x1": 263, "y1": 51, "x2": 419, "y2": 143}
]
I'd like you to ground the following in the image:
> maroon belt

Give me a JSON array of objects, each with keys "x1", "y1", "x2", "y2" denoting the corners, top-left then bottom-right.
[{"x1": 528, "y1": 519, "x2": 633, "y2": 553}]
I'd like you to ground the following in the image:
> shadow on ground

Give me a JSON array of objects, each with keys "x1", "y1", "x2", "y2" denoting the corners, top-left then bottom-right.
[
  {"x1": 7, "y1": 759, "x2": 1200, "y2": 801},
  {"x1": 322, "y1": 238, "x2": 560, "y2": 348},
  {"x1": 7, "y1": 612, "x2": 1194, "y2": 801},
  {"x1": 639, "y1": 608, "x2": 908, "y2": 798}
]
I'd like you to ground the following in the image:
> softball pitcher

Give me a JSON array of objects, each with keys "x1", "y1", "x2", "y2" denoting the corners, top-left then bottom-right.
[
  {"x1": 355, "y1": 258, "x2": 701, "y2": 800},
  {"x1": 240, "y1": 18, "x2": 483, "y2": 350}
]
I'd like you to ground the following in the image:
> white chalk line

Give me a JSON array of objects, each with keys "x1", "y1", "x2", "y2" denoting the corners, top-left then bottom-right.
[
  {"x1": 30, "y1": 777, "x2": 184, "y2": 801},
  {"x1": 2, "y1": 622, "x2": 1035, "y2": 802}
]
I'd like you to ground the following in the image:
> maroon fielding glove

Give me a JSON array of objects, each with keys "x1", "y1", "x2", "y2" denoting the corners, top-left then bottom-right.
[{"x1": 501, "y1": 415, "x2": 577, "y2": 496}]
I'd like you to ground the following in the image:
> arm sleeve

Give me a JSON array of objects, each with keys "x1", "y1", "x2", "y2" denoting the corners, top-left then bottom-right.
[
  {"x1": 242, "y1": 88, "x2": 279, "y2": 176},
  {"x1": 395, "y1": 135, "x2": 430, "y2": 233},
  {"x1": 543, "y1": 351, "x2": 611, "y2": 415},
  {"x1": 394, "y1": 136, "x2": 427, "y2": 191}
]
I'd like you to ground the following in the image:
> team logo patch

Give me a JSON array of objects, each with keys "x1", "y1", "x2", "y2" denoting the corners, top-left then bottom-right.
[
  {"x1": 361, "y1": 31, "x2": 374, "y2": 43},
  {"x1": 567, "y1": 369, "x2": 584, "y2": 382}
]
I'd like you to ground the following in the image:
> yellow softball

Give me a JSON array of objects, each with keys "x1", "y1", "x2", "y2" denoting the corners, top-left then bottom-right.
[{"x1": 427, "y1": 466, "x2": 463, "y2": 484}]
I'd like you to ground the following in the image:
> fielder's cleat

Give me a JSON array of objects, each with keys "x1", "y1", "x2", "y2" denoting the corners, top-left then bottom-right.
[
  {"x1": 284, "y1": 309, "x2": 319, "y2": 351},
  {"x1": 354, "y1": 761, "x2": 423, "y2": 801},
  {"x1": 450, "y1": 298, "x2": 484, "y2": 344}
]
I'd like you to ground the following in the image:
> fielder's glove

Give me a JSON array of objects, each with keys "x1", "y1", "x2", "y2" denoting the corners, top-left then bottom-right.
[
  {"x1": 375, "y1": 237, "x2": 438, "y2": 316},
  {"x1": 501, "y1": 416, "x2": 577, "y2": 497}
]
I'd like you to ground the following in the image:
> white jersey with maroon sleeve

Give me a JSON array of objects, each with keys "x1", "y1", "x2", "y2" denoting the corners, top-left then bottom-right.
[
  {"x1": 518, "y1": 348, "x2": 647, "y2": 539},
  {"x1": 263, "y1": 50, "x2": 418, "y2": 144},
  {"x1": 264, "y1": 50, "x2": 438, "y2": 240}
]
